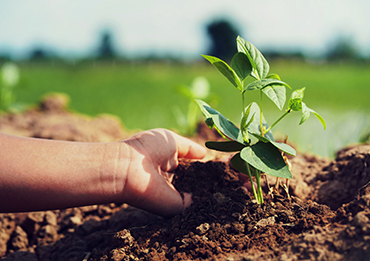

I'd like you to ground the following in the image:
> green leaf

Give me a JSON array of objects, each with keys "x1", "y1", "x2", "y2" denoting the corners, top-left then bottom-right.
[
  {"x1": 240, "y1": 142, "x2": 293, "y2": 179},
  {"x1": 236, "y1": 36, "x2": 270, "y2": 80},
  {"x1": 244, "y1": 78, "x2": 289, "y2": 92},
  {"x1": 251, "y1": 133, "x2": 296, "y2": 156},
  {"x1": 309, "y1": 108, "x2": 326, "y2": 130},
  {"x1": 292, "y1": 87, "x2": 305, "y2": 100},
  {"x1": 206, "y1": 141, "x2": 245, "y2": 152},
  {"x1": 204, "y1": 107, "x2": 242, "y2": 142},
  {"x1": 299, "y1": 102, "x2": 327, "y2": 130},
  {"x1": 240, "y1": 103, "x2": 255, "y2": 131},
  {"x1": 288, "y1": 98, "x2": 302, "y2": 111},
  {"x1": 299, "y1": 102, "x2": 310, "y2": 125},
  {"x1": 261, "y1": 84, "x2": 286, "y2": 110},
  {"x1": 266, "y1": 74, "x2": 281, "y2": 80},
  {"x1": 231, "y1": 52, "x2": 252, "y2": 81},
  {"x1": 240, "y1": 103, "x2": 255, "y2": 143},
  {"x1": 288, "y1": 87, "x2": 305, "y2": 111},
  {"x1": 244, "y1": 79, "x2": 288, "y2": 110},
  {"x1": 195, "y1": 99, "x2": 243, "y2": 142},
  {"x1": 230, "y1": 152, "x2": 257, "y2": 177},
  {"x1": 246, "y1": 102, "x2": 274, "y2": 141},
  {"x1": 202, "y1": 54, "x2": 243, "y2": 91},
  {"x1": 195, "y1": 99, "x2": 212, "y2": 118}
]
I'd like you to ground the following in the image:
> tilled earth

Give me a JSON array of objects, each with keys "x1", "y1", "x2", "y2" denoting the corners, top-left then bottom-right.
[{"x1": 1, "y1": 94, "x2": 370, "y2": 261}]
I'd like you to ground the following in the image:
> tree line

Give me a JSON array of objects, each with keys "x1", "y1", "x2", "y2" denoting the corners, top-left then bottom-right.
[{"x1": 0, "y1": 18, "x2": 367, "y2": 64}]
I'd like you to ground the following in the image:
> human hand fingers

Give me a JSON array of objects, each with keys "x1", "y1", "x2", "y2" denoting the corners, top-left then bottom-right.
[
  {"x1": 128, "y1": 169, "x2": 193, "y2": 217},
  {"x1": 170, "y1": 130, "x2": 207, "y2": 159},
  {"x1": 142, "y1": 129, "x2": 206, "y2": 172}
]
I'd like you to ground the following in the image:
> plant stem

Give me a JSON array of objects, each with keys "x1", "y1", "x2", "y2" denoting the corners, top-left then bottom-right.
[
  {"x1": 241, "y1": 92, "x2": 245, "y2": 127},
  {"x1": 265, "y1": 109, "x2": 291, "y2": 134},
  {"x1": 245, "y1": 162, "x2": 258, "y2": 202},
  {"x1": 242, "y1": 92, "x2": 245, "y2": 114},
  {"x1": 255, "y1": 170, "x2": 264, "y2": 204},
  {"x1": 259, "y1": 91, "x2": 264, "y2": 137},
  {"x1": 241, "y1": 92, "x2": 249, "y2": 143}
]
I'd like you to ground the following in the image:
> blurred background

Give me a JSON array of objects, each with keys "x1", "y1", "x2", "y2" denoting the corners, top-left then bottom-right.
[{"x1": 0, "y1": 0, "x2": 370, "y2": 158}]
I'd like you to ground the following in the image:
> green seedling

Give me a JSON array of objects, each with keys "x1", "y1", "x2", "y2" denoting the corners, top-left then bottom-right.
[
  {"x1": 175, "y1": 76, "x2": 216, "y2": 136},
  {"x1": 196, "y1": 36, "x2": 326, "y2": 204},
  {"x1": 0, "y1": 62, "x2": 20, "y2": 111}
]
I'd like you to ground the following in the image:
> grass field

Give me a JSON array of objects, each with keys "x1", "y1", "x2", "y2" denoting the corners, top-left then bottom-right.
[{"x1": 10, "y1": 60, "x2": 370, "y2": 157}]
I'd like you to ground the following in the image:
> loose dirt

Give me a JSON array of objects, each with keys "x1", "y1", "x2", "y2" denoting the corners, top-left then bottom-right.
[{"x1": 1, "y1": 94, "x2": 370, "y2": 261}]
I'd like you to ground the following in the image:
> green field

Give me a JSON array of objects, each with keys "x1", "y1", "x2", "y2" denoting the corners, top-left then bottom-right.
[{"x1": 10, "y1": 60, "x2": 370, "y2": 157}]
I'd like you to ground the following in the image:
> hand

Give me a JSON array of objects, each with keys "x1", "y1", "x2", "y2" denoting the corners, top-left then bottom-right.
[{"x1": 120, "y1": 129, "x2": 206, "y2": 217}]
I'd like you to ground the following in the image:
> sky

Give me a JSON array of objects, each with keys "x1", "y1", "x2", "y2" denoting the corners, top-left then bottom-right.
[{"x1": 0, "y1": 0, "x2": 370, "y2": 60}]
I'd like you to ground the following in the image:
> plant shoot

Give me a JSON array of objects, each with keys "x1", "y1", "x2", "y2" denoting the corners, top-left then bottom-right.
[{"x1": 196, "y1": 36, "x2": 326, "y2": 204}]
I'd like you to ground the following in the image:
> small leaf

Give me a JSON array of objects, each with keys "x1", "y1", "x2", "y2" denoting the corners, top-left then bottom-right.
[
  {"x1": 273, "y1": 142, "x2": 296, "y2": 156},
  {"x1": 288, "y1": 98, "x2": 302, "y2": 111},
  {"x1": 240, "y1": 103, "x2": 255, "y2": 131},
  {"x1": 262, "y1": 84, "x2": 286, "y2": 110},
  {"x1": 195, "y1": 99, "x2": 242, "y2": 142},
  {"x1": 243, "y1": 113, "x2": 256, "y2": 131},
  {"x1": 246, "y1": 102, "x2": 274, "y2": 141},
  {"x1": 240, "y1": 142, "x2": 293, "y2": 179},
  {"x1": 251, "y1": 133, "x2": 296, "y2": 156},
  {"x1": 204, "y1": 106, "x2": 242, "y2": 142},
  {"x1": 288, "y1": 87, "x2": 305, "y2": 111},
  {"x1": 309, "y1": 108, "x2": 326, "y2": 130},
  {"x1": 244, "y1": 78, "x2": 289, "y2": 92},
  {"x1": 292, "y1": 87, "x2": 305, "y2": 100},
  {"x1": 195, "y1": 99, "x2": 212, "y2": 118},
  {"x1": 266, "y1": 74, "x2": 281, "y2": 80},
  {"x1": 236, "y1": 36, "x2": 270, "y2": 80},
  {"x1": 240, "y1": 103, "x2": 255, "y2": 143},
  {"x1": 231, "y1": 52, "x2": 252, "y2": 81},
  {"x1": 202, "y1": 54, "x2": 243, "y2": 91},
  {"x1": 299, "y1": 102, "x2": 327, "y2": 130},
  {"x1": 206, "y1": 141, "x2": 245, "y2": 152},
  {"x1": 299, "y1": 102, "x2": 310, "y2": 125}
]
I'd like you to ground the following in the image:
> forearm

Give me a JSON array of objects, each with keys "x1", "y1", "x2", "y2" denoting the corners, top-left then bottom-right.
[{"x1": 0, "y1": 133, "x2": 127, "y2": 212}]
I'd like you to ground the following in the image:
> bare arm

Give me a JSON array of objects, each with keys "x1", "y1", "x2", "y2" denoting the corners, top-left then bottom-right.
[
  {"x1": 0, "y1": 133, "x2": 124, "y2": 212},
  {"x1": 0, "y1": 129, "x2": 206, "y2": 216}
]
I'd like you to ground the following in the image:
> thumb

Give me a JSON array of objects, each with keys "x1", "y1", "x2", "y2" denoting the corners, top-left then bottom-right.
[{"x1": 174, "y1": 134, "x2": 207, "y2": 159}]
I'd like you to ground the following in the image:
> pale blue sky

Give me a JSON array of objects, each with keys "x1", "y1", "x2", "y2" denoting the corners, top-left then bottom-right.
[{"x1": 0, "y1": 0, "x2": 369, "y2": 59}]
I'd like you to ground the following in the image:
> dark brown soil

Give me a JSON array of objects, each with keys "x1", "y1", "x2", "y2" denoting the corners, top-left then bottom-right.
[{"x1": 1, "y1": 94, "x2": 370, "y2": 260}]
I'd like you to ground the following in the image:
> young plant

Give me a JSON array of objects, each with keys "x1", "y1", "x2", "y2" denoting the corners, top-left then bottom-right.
[
  {"x1": 0, "y1": 62, "x2": 20, "y2": 111},
  {"x1": 196, "y1": 36, "x2": 326, "y2": 204},
  {"x1": 174, "y1": 76, "x2": 216, "y2": 136}
]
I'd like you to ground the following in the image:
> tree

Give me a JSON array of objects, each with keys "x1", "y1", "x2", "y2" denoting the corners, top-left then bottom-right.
[
  {"x1": 326, "y1": 35, "x2": 360, "y2": 61},
  {"x1": 29, "y1": 48, "x2": 48, "y2": 61},
  {"x1": 97, "y1": 30, "x2": 116, "y2": 59},
  {"x1": 205, "y1": 19, "x2": 240, "y2": 61}
]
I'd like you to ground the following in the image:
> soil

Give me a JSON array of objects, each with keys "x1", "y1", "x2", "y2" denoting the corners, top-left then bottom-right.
[{"x1": 1, "y1": 94, "x2": 370, "y2": 261}]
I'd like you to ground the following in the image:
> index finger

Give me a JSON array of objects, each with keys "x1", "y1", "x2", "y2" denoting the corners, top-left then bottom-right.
[{"x1": 174, "y1": 134, "x2": 207, "y2": 159}]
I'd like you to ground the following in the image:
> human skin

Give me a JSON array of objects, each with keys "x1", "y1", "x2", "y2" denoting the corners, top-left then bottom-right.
[{"x1": 0, "y1": 129, "x2": 206, "y2": 217}]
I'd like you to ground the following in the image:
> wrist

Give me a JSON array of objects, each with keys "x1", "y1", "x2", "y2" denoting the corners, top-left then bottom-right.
[{"x1": 99, "y1": 141, "x2": 131, "y2": 204}]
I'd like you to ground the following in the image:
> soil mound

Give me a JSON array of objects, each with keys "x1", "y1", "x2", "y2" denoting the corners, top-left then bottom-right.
[
  {"x1": 0, "y1": 93, "x2": 129, "y2": 142},
  {"x1": 313, "y1": 144, "x2": 370, "y2": 209}
]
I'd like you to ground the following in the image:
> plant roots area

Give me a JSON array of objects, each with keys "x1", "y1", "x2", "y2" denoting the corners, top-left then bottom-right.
[{"x1": 1, "y1": 94, "x2": 370, "y2": 261}]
